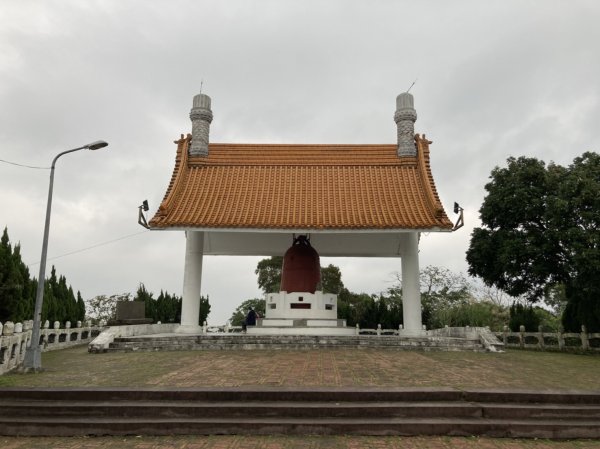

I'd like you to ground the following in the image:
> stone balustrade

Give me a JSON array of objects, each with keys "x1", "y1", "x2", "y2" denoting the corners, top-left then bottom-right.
[
  {"x1": 0, "y1": 320, "x2": 101, "y2": 375},
  {"x1": 494, "y1": 325, "x2": 600, "y2": 352}
]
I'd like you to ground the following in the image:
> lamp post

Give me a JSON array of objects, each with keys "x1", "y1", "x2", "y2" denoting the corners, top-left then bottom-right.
[{"x1": 23, "y1": 140, "x2": 108, "y2": 371}]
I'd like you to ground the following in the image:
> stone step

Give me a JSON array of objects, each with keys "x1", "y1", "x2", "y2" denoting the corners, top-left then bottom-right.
[
  {"x1": 0, "y1": 400, "x2": 484, "y2": 419},
  {"x1": 0, "y1": 388, "x2": 465, "y2": 402},
  {"x1": 0, "y1": 416, "x2": 598, "y2": 438},
  {"x1": 4, "y1": 388, "x2": 599, "y2": 404},
  {"x1": 1, "y1": 388, "x2": 599, "y2": 438},
  {"x1": 3, "y1": 400, "x2": 600, "y2": 420}
]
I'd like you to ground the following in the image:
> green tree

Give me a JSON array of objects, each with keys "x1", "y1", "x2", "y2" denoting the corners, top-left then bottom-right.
[
  {"x1": 391, "y1": 265, "x2": 472, "y2": 329},
  {"x1": 320, "y1": 264, "x2": 344, "y2": 294},
  {"x1": 76, "y1": 291, "x2": 86, "y2": 322},
  {"x1": 135, "y1": 283, "x2": 154, "y2": 320},
  {"x1": 509, "y1": 303, "x2": 540, "y2": 332},
  {"x1": 229, "y1": 298, "x2": 265, "y2": 326},
  {"x1": 255, "y1": 256, "x2": 283, "y2": 293},
  {"x1": 132, "y1": 284, "x2": 210, "y2": 324},
  {"x1": 0, "y1": 228, "x2": 35, "y2": 323},
  {"x1": 466, "y1": 152, "x2": 600, "y2": 331},
  {"x1": 434, "y1": 301, "x2": 508, "y2": 330}
]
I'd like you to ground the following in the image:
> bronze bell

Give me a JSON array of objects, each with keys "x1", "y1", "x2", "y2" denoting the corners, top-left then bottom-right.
[{"x1": 280, "y1": 236, "x2": 321, "y2": 294}]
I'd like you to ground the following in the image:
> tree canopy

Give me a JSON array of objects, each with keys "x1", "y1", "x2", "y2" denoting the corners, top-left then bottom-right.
[
  {"x1": 88, "y1": 285, "x2": 211, "y2": 325},
  {"x1": 229, "y1": 298, "x2": 266, "y2": 326},
  {"x1": 0, "y1": 227, "x2": 84, "y2": 324},
  {"x1": 255, "y1": 256, "x2": 345, "y2": 295},
  {"x1": 255, "y1": 256, "x2": 283, "y2": 293},
  {"x1": 466, "y1": 152, "x2": 600, "y2": 331}
]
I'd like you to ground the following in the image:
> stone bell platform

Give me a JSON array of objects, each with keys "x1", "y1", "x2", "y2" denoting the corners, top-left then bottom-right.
[{"x1": 90, "y1": 326, "x2": 503, "y2": 353}]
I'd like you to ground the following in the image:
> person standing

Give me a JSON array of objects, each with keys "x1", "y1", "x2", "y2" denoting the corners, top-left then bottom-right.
[{"x1": 244, "y1": 307, "x2": 257, "y2": 332}]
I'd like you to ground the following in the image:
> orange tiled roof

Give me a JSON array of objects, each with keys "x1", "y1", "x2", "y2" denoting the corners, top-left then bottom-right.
[{"x1": 149, "y1": 135, "x2": 453, "y2": 231}]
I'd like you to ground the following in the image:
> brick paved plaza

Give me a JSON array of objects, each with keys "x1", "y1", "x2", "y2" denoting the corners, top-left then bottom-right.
[{"x1": 1, "y1": 346, "x2": 599, "y2": 448}]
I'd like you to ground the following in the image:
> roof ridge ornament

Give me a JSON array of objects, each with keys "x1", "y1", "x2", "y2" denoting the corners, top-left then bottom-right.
[
  {"x1": 394, "y1": 92, "x2": 417, "y2": 157},
  {"x1": 189, "y1": 93, "x2": 213, "y2": 157}
]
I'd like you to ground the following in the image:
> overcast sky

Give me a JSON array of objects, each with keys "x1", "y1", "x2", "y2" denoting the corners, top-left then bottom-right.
[{"x1": 1, "y1": 0, "x2": 598, "y2": 324}]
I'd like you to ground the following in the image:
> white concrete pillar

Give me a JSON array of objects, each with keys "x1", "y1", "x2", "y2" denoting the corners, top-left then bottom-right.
[
  {"x1": 180, "y1": 231, "x2": 204, "y2": 329},
  {"x1": 400, "y1": 232, "x2": 423, "y2": 334}
]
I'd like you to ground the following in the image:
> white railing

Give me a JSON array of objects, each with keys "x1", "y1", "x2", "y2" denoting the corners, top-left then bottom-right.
[
  {"x1": 0, "y1": 320, "x2": 101, "y2": 375},
  {"x1": 494, "y1": 325, "x2": 600, "y2": 352}
]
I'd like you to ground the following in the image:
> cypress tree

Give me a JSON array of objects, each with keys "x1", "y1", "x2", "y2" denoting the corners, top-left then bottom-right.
[{"x1": 76, "y1": 291, "x2": 86, "y2": 322}]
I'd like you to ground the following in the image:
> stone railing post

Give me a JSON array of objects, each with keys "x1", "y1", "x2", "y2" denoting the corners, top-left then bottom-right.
[
  {"x1": 355, "y1": 324, "x2": 359, "y2": 336},
  {"x1": 581, "y1": 325, "x2": 589, "y2": 350},
  {"x1": 558, "y1": 326, "x2": 565, "y2": 350},
  {"x1": 502, "y1": 325, "x2": 508, "y2": 346},
  {"x1": 3, "y1": 321, "x2": 14, "y2": 336},
  {"x1": 519, "y1": 325, "x2": 525, "y2": 348},
  {"x1": 202, "y1": 321, "x2": 208, "y2": 334},
  {"x1": 377, "y1": 324, "x2": 381, "y2": 336},
  {"x1": 538, "y1": 325, "x2": 544, "y2": 349},
  {"x1": 398, "y1": 324, "x2": 403, "y2": 336}
]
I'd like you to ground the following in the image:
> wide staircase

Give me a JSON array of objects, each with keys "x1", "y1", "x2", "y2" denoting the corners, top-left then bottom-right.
[
  {"x1": 0, "y1": 388, "x2": 599, "y2": 438},
  {"x1": 105, "y1": 334, "x2": 486, "y2": 352}
]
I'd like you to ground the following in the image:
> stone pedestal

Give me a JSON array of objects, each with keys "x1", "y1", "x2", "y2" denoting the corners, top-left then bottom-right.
[{"x1": 248, "y1": 290, "x2": 354, "y2": 335}]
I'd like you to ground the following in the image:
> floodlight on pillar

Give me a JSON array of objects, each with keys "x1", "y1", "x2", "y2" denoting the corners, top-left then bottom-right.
[
  {"x1": 138, "y1": 199, "x2": 150, "y2": 229},
  {"x1": 453, "y1": 202, "x2": 464, "y2": 231}
]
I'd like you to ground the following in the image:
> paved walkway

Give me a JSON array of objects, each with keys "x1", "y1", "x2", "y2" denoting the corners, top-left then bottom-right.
[
  {"x1": 1, "y1": 346, "x2": 599, "y2": 448},
  {"x1": 3, "y1": 435, "x2": 600, "y2": 448}
]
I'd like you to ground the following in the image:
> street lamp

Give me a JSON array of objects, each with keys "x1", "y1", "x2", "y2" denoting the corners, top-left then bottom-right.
[{"x1": 23, "y1": 140, "x2": 109, "y2": 371}]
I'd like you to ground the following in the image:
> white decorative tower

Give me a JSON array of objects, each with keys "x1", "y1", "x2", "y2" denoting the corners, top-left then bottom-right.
[
  {"x1": 394, "y1": 92, "x2": 417, "y2": 157},
  {"x1": 189, "y1": 93, "x2": 213, "y2": 156}
]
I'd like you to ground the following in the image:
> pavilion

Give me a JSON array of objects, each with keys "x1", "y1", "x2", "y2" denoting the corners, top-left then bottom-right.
[{"x1": 147, "y1": 92, "x2": 454, "y2": 335}]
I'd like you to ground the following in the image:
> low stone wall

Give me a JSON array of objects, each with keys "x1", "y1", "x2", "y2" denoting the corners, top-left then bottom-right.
[
  {"x1": 88, "y1": 323, "x2": 180, "y2": 353},
  {"x1": 0, "y1": 320, "x2": 101, "y2": 375},
  {"x1": 494, "y1": 325, "x2": 600, "y2": 352}
]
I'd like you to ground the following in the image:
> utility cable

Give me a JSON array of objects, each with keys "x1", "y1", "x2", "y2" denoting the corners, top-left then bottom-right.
[
  {"x1": 28, "y1": 230, "x2": 150, "y2": 266},
  {"x1": 0, "y1": 158, "x2": 50, "y2": 170}
]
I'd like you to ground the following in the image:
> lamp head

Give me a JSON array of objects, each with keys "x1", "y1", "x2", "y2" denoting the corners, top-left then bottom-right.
[{"x1": 86, "y1": 140, "x2": 109, "y2": 150}]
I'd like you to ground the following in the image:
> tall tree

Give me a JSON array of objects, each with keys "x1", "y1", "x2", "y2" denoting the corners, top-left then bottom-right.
[
  {"x1": 467, "y1": 152, "x2": 600, "y2": 331},
  {"x1": 76, "y1": 291, "x2": 86, "y2": 322},
  {"x1": 0, "y1": 228, "x2": 36, "y2": 322},
  {"x1": 320, "y1": 264, "x2": 344, "y2": 294},
  {"x1": 255, "y1": 256, "x2": 283, "y2": 294}
]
